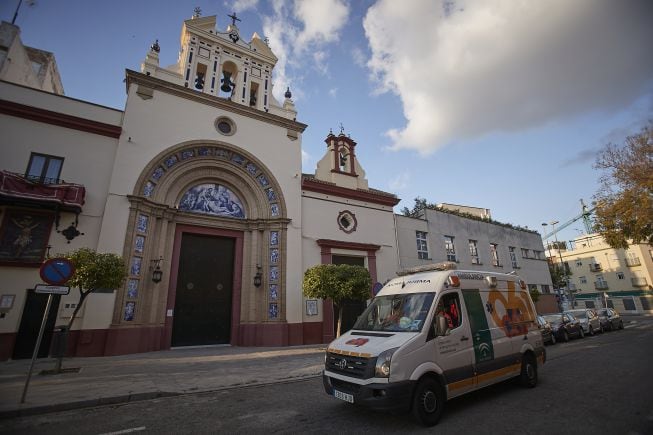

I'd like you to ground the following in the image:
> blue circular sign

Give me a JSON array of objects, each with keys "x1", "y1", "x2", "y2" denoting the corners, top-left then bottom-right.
[
  {"x1": 40, "y1": 258, "x2": 75, "y2": 285},
  {"x1": 372, "y1": 282, "x2": 383, "y2": 296}
]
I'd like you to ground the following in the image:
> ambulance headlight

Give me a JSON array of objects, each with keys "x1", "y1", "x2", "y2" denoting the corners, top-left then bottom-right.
[{"x1": 375, "y1": 347, "x2": 398, "y2": 378}]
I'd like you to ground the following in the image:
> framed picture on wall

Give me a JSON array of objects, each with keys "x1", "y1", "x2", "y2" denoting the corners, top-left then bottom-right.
[
  {"x1": 0, "y1": 210, "x2": 54, "y2": 266},
  {"x1": 306, "y1": 299, "x2": 318, "y2": 316}
]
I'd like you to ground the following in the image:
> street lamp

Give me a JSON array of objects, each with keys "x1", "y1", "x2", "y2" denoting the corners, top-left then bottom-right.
[{"x1": 548, "y1": 220, "x2": 573, "y2": 309}]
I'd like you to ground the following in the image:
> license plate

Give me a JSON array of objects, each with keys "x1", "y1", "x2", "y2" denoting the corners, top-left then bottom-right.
[{"x1": 334, "y1": 389, "x2": 354, "y2": 403}]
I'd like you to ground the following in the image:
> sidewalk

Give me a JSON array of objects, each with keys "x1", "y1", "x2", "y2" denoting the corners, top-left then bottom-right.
[{"x1": 0, "y1": 344, "x2": 325, "y2": 419}]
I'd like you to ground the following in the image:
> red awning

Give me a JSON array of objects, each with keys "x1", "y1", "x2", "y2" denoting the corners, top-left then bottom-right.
[{"x1": 0, "y1": 170, "x2": 85, "y2": 212}]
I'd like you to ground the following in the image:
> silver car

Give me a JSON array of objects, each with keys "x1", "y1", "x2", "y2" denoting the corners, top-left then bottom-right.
[{"x1": 565, "y1": 309, "x2": 602, "y2": 335}]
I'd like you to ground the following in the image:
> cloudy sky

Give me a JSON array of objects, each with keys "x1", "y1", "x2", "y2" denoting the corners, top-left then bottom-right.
[{"x1": 2, "y1": 0, "x2": 652, "y2": 244}]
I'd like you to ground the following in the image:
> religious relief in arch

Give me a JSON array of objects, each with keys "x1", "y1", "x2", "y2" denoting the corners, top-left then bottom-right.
[{"x1": 178, "y1": 183, "x2": 245, "y2": 218}]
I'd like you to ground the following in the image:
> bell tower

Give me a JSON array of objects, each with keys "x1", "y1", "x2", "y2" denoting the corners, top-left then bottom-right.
[
  {"x1": 140, "y1": 9, "x2": 297, "y2": 120},
  {"x1": 314, "y1": 128, "x2": 368, "y2": 190}
]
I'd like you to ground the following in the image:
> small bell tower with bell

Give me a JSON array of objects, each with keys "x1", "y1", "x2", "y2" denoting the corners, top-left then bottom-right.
[
  {"x1": 140, "y1": 8, "x2": 296, "y2": 120},
  {"x1": 314, "y1": 125, "x2": 368, "y2": 190}
]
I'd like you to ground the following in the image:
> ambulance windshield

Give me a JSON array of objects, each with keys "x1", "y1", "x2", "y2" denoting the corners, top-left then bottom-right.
[{"x1": 353, "y1": 292, "x2": 435, "y2": 332}]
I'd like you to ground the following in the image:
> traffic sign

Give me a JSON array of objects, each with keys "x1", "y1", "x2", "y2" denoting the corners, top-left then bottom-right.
[
  {"x1": 35, "y1": 284, "x2": 70, "y2": 295},
  {"x1": 39, "y1": 258, "x2": 75, "y2": 286}
]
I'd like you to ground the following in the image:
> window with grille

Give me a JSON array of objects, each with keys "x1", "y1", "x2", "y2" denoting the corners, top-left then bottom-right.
[
  {"x1": 490, "y1": 243, "x2": 500, "y2": 266},
  {"x1": 509, "y1": 246, "x2": 518, "y2": 268},
  {"x1": 25, "y1": 153, "x2": 64, "y2": 184},
  {"x1": 416, "y1": 231, "x2": 429, "y2": 260},
  {"x1": 469, "y1": 240, "x2": 480, "y2": 264},
  {"x1": 445, "y1": 236, "x2": 456, "y2": 262}
]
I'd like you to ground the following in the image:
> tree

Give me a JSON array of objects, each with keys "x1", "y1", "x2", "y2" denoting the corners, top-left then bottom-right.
[
  {"x1": 547, "y1": 260, "x2": 572, "y2": 289},
  {"x1": 303, "y1": 264, "x2": 371, "y2": 337},
  {"x1": 529, "y1": 287, "x2": 540, "y2": 304},
  {"x1": 593, "y1": 121, "x2": 653, "y2": 249},
  {"x1": 401, "y1": 197, "x2": 429, "y2": 218},
  {"x1": 61, "y1": 248, "x2": 127, "y2": 329}
]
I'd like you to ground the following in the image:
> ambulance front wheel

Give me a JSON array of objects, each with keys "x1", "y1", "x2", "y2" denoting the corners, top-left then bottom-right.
[
  {"x1": 520, "y1": 353, "x2": 538, "y2": 388},
  {"x1": 412, "y1": 377, "x2": 445, "y2": 427}
]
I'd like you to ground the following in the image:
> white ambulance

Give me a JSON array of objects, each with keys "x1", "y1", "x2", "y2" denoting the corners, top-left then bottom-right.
[{"x1": 322, "y1": 262, "x2": 545, "y2": 426}]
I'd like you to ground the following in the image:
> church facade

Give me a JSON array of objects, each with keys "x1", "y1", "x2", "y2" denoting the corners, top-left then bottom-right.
[
  {"x1": 0, "y1": 13, "x2": 552, "y2": 361},
  {"x1": 0, "y1": 14, "x2": 400, "y2": 359}
]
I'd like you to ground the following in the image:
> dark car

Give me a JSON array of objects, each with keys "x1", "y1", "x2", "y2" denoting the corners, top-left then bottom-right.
[
  {"x1": 596, "y1": 308, "x2": 624, "y2": 331},
  {"x1": 565, "y1": 309, "x2": 602, "y2": 335},
  {"x1": 536, "y1": 315, "x2": 556, "y2": 345},
  {"x1": 542, "y1": 313, "x2": 584, "y2": 342}
]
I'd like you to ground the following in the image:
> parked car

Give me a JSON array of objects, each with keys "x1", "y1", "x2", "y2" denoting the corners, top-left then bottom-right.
[
  {"x1": 536, "y1": 315, "x2": 556, "y2": 345},
  {"x1": 565, "y1": 309, "x2": 602, "y2": 335},
  {"x1": 542, "y1": 313, "x2": 584, "y2": 342},
  {"x1": 596, "y1": 308, "x2": 624, "y2": 331}
]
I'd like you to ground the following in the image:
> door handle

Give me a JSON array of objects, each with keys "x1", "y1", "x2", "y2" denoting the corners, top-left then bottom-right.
[{"x1": 460, "y1": 336, "x2": 469, "y2": 342}]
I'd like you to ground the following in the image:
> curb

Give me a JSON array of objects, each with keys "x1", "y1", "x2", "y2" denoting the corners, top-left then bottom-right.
[{"x1": 0, "y1": 372, "x2": 323, "y2": 420}]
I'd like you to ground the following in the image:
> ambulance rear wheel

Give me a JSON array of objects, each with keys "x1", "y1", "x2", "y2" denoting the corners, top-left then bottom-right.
[
  {"x1": 412, "y1": 377, "x2": 445, "y2": 427},
  {"x1": 520, "y1": 353, "x2": 538, "y2": 388}
]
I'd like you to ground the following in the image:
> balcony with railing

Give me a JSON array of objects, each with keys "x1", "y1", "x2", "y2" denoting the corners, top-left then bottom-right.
[
  {"x1": 0, "y1": 170, "x2": 85, "y2": 213},
  {"x1": 589, "y1": 263, "x2": 602, "y2": 272},
  {"x1": 594, "y1": 281, "x2": 609, "y2": 290},
  {"x1": 625, "y1": 257, "x2": 641, "y2": 267},
  {"x1": 632, "y1": 277, "x2": 648, "y2": 287}
]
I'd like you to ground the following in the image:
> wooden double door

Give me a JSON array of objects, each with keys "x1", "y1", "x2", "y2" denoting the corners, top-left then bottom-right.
[{"x1": 171, "y1": 234, "x2": 235, "y2": 347}]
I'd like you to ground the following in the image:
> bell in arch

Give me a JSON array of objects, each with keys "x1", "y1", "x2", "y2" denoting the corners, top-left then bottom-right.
[{"x1": 221, "y1": 71, "x2": 235, "y2": 93}]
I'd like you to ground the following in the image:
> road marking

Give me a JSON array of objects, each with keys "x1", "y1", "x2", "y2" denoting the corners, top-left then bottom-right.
[{"x1": 98, "y1": 427, "x2": 146, "y2": 435}]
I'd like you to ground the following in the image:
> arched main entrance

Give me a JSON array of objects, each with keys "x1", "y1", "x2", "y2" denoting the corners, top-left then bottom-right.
[{"x1": 110, "y1": 140, "x2": 290, "y2": 352}]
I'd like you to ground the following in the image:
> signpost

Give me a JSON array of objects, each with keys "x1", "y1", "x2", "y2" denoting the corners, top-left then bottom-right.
[{"x1": 21, "y1": 258, "x2": 75, "y2": 404}]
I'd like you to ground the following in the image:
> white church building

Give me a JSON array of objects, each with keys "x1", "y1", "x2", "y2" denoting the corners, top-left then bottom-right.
[{"x1": 0, "y1": 13, "x2": 550, "y2": 360}]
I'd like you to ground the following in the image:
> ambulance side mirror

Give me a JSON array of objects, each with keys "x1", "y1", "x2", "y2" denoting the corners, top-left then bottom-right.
[{"x1": 435, "y1": 315, "x2": 449, "y2": 337}]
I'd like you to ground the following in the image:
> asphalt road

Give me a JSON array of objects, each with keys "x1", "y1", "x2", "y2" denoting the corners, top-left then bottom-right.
[{"x1": 1, "y1": 317, "x2": 652, "y2": 434}]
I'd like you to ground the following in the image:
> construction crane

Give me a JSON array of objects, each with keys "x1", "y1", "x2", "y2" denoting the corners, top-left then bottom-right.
[{"x1": 542, "y1": 199, "x2": 595, "y2": 240}]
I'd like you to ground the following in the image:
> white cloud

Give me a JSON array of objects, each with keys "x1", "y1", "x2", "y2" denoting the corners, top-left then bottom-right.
[
  {"x1": 293, "y1": 0, "x2": 348, "y2": 50},
  {"x1": 389, "y1": 171, "x2": 410, "y2": 191},
  {"x1": 227, "y1": 0, "x2": 259, "y2": 13},
  {"x1": 329, "y1": 88, "x2": 338, "y2": 98},
  {"x1": 351, "y1": 46, "x2": 366, "y2": 68},
  {"x1": 262, "y1": 0, "x2": 350, "y2": 101},
  {"x1": 313, "y1": 50, "x2": 328, "y2": 75},
  {"x1": 301, "y1": 149, "x2": 312, "y2": 166},
  {"x1": 364, "y1": 0, "x2": 653, "y2": 154}
]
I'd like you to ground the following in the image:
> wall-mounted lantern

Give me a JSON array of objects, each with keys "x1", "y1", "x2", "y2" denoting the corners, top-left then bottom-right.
[
  {"x1": 150, "y1": 256, "x2": 163, "y2": 283},
  {"x1": 254, "y1": 264, "x2": 262, "y2": 288}
]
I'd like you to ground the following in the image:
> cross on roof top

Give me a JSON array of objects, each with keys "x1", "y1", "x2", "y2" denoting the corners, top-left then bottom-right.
[{"x1": 228, "y1": 12, "x2": 241, "y2": 26}]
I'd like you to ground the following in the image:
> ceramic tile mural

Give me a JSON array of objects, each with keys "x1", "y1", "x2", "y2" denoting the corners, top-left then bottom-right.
[
  {"x1": 266, "y1": 188, "x2": 276, "y2": 201},
  {"x1": 124, "y1": 302, "x2": 136, "y2": 321},
  {"x1": 270, "y1": 231, "x2": 278, "y2": 246},
  {"x1": 143, "y1": 181, "x2": 155, "y2": 198},
  {"x1": 257, "y1": 174, "x2": 269, "y2": 187},
  {"x1": 152, "y1": 167, "x2": 164, "y2": 180},
  {"x1": 164, "y1": 155, "x2": 178, "y2": 168},
  {"x1": 130, "y1": 257, "x2": 142, "y2": 276},
  {"x1": 198, "y1": 147, "x2": 210, "y2": 156},
  {"x1": 269, "y1": 303, "x2": 278, "y2": 319},
  {"x1": 181, "y1": 150, "x2": 194, "y2": 160},
  {"x1": 137, "y1": 215, "x2": 149, "y2": 233},
  {"x1": 127, "y1": 279, "x2": 139, "y2": 298},
  {"x1": 179, "y1": 184, "x2": 245, "y2": 218},
  {"x1": 269, "y1": 284, "x2": 278, "y2": 301},
  {"x1": 246, "y1": 163, "x2": 258, "y2": 176},
  {"x1": 270, "y1": 248, "x2": 279, "y2": 264},
  {"x1": 270, "y1": 266, "x2": 279, "y2": 282},
  {"x1": 231, "y1": 154, "x2": 244, "y2": 165},
  {"x1": 216, "y1": 149, "x2": 229, "y2": 158},
  {"x1": 270, "y1": 204, "x2": 280, "y2": 217},
  {"x1": 134, "y1": 235, "x2": 145, "y2": 253}
]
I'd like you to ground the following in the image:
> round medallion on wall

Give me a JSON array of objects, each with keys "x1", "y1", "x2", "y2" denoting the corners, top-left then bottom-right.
[
  {"x1": 337, "y1": 210, "x2": 357, "y2": 234},
  {"x1": 215, "y1": 117, "x2": 236, "y2": 136}
]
